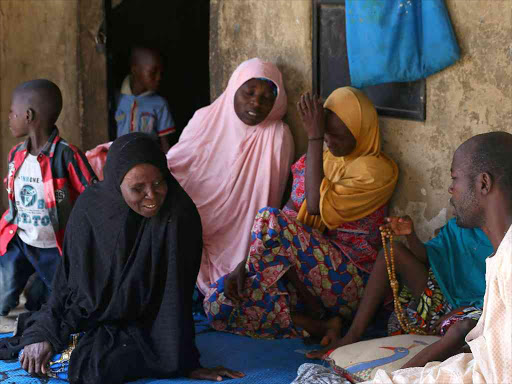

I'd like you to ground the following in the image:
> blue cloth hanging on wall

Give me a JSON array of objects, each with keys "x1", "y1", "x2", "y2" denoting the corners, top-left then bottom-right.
[{"x1": 346, "y1": 0, "x2": 460, "y2": 88}]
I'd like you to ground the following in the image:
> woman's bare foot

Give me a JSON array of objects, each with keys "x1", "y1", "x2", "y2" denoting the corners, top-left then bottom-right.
[{"x1": 320, "y1": 316, "x2": 343, "y2": 346}]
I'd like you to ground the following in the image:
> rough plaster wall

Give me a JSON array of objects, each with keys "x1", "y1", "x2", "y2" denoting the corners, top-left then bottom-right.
[
  {"x1": 211, "y1": 0, "x2": 512, "y2": 240},
  {"x1": 210, "y1": 0, "x2": 312, "y2": 156},
  {"x1": 382, "y1": 0, "x2": 512, "y2": 241},
  {"x1": 0, "y1": 0, "x2": 80, "y2": 210}
]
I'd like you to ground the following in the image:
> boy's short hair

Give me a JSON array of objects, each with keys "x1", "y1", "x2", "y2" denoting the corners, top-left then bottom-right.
[
  {"x1": 130, "y1": 45, "x2": 162, "y2": 68},
  {"x1": 15, "y1": 79, "x2": 63, "y2": 125}
]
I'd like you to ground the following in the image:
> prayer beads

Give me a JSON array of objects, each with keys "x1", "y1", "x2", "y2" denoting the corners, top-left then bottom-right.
[{"x1": 380, "y1": 228, "x2": 430, "y2": 335}]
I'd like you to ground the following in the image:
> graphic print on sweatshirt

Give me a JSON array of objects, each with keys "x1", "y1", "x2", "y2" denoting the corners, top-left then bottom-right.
[{"x1": 14, "y1": 154, "x2": 57, "y2": 248}]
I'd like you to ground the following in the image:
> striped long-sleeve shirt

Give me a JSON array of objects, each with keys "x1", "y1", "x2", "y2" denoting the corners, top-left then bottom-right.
[{"x1": 0, "y1": 128, "x2": 97, "y2": 255}]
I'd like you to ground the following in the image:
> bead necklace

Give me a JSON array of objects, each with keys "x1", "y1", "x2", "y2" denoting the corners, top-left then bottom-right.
[{"x1": 380, "y1": 228, "x2": 430, "y2": 335}]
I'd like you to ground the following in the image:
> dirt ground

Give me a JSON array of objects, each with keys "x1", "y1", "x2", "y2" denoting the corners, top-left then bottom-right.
[{"x1": 0, "y1": 296, "x2": 26, "y2": 334}]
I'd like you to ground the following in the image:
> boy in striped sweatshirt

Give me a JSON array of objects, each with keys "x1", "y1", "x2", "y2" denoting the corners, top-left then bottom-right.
[{"x1": 0, "y1": 79, "x2": 97, "y2": 315}]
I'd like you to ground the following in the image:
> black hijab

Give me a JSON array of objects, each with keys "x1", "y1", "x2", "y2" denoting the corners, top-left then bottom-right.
[{"x1": 6, "y1": 133, "x2": 203, "y2": 383}]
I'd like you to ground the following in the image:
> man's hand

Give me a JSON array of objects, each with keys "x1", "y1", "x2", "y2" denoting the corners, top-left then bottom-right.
[
  {"x1": 20, "y1": 341, "x2": 53, "y2": 377},
  {"x1": 189, "y1": 366, "x2": 245, "y2": 381},
  {"x1": 380, "y1": 216, "x2": 414, "y2": 236}
]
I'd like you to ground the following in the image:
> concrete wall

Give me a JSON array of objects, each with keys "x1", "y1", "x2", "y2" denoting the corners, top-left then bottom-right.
[
  {"x1": 0, "y1": 0, "x2": 108, "y2": 210},
  {"x1": 382, "y1": 0, "x2": 512, "y2": 240},
  {"x1": 0, "y1": 1, "x2": 81, "y2": 208},
  {"x1": 1, "y1": 1, "x2": 510, "y2": 239},
  {"x1": 210, "y1": 0, "x2": 512, "y2": 240},
  {"x1": 210, "y1": 0, "x2": 312, "y2": 155}
]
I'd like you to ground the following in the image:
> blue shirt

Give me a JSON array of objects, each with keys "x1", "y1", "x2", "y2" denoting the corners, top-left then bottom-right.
[
  {"x1": 426, "y1": 218, "x2": 493, "y2": 308},
  {"x1": 115, "y1": 76, "x2": 176, "y2": 138}
]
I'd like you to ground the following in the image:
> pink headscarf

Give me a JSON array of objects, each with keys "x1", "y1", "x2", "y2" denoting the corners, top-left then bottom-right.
[{"x1": 166, "y1": 58, "x2": 294, "y2": 294}]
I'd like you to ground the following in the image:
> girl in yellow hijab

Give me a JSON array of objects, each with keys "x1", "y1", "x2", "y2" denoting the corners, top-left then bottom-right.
[
  {"x1": 298, "y1": 87, "x2": 398, "y2": 230},
  {"x1": 204, "y1": 87, "x2": 398, "y2": 343}
]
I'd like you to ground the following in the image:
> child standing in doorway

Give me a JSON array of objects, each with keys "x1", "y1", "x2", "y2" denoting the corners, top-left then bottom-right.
[
  {"x1": 115, "y1": 46, "x2": 176, "y2": 152},
  {"x1": 0, "y1": 79, "x2": 97, "y2": 315}
]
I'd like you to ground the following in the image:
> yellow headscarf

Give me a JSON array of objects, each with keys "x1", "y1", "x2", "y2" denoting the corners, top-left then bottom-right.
[{"x1": 298, "y1": 87, "x2": 399, "y2": 230}]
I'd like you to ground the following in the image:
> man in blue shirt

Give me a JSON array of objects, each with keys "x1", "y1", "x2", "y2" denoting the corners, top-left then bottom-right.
[{"x1": 308, "y1": 216, "x2": 492, "y2": 368}]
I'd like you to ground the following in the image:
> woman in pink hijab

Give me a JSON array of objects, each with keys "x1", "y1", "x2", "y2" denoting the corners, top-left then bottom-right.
[{"x1": 166, "y1": 58, "x2": 294, "y2": 295}]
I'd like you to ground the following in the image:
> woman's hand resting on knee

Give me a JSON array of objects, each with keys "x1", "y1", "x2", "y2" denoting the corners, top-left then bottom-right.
[
  {"x1": 20, "y1": 341, "x2": 53, "y2": 377},
  {"x1": 224, "y1": 259, "x2": 248, "y2": 303},
  {"x1": 189, "y1": 366, "x2": 245, "y2": 381}
]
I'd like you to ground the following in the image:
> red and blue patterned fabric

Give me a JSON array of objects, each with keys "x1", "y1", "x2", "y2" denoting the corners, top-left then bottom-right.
[
  {"x1": 204, "y1": 155, "x2": 386, "y2": 338},
  {"x1": 289, "y1": 155, "x2": 306, "y2": 211},
  {"x1": 290, "y1": 155, "x2": 385, "y2": 274}
]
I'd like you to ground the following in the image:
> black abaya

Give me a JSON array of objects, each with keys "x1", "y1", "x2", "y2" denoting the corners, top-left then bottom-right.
[{"x1": 1, "y1": 134, "x2": 203, "y2": 383}]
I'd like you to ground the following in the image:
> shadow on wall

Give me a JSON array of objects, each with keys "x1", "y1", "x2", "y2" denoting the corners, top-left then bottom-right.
[{"x1": 108, "y1": 0, "x2": 210, "y2": 138}]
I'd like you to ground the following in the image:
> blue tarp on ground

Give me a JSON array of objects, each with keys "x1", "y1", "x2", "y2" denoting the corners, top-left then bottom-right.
[
  {"x1": 346, "y1": 0, "x2": 460, "y2": 88},
  {"x1": 0, "y1": 310, "x2": 390, "y2": 383},
  {"x1": 0, "y1": 316, "x2": 318, "y2": 384}
]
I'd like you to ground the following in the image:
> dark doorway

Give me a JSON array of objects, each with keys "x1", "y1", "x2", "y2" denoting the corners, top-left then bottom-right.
[{"x1": 105, "y1": 0, "x2": 210, "y2": 142}]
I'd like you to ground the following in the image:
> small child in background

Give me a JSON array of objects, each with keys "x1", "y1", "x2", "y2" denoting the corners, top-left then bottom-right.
[
  {"x1": 116, "y1": 46, "x2": 176, "y2": 152},
  {"x1": 0, "y1": 79, "x2": 97, "y2": 315}
]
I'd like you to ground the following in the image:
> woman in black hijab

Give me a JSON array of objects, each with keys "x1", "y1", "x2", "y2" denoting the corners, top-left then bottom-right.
[{"x1": 9, "y1": 133, "x2": 244, "y2": 383}]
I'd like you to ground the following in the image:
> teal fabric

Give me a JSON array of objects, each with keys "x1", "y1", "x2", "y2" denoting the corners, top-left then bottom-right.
[{"x1": 426, "y1": 218, "x2": 493, "y2": 308}]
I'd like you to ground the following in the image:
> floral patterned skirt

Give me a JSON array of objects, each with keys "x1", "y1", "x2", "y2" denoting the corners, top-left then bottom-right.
[
  {"x1": 388, "y1": 269, "x2": 482, "y2": 336},
  {"x1": 204, "y1": 207, "x2": 369, "y2": 339}
]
